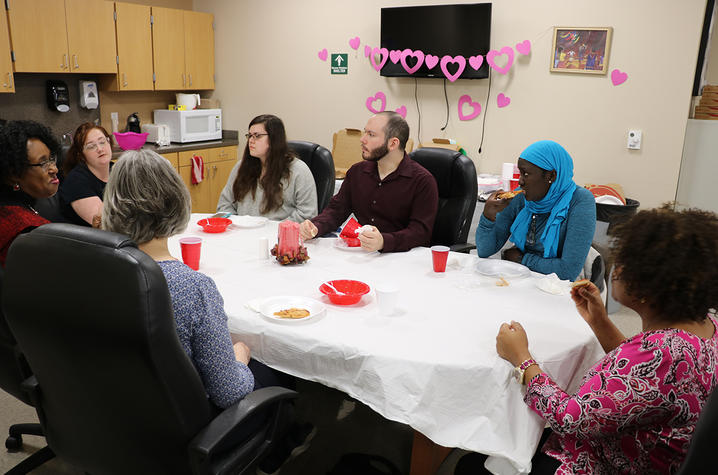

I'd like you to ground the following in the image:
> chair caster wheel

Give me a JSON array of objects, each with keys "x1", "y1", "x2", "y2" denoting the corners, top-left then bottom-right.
[{"x1": 6, "y1": 434, "x2": 22, "y2": 451}]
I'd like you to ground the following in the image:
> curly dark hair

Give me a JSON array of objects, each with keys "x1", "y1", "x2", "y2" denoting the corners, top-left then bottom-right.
[
  {"x1": 611, "y1": 205, "x2": 718, "y2": 322},
  {"x1": 0, "y1": 120, "x2": 59, "y2": 185}
]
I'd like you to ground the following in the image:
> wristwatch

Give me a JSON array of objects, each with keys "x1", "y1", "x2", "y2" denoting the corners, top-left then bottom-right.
[{"x1": 514, "y1": 358, "x2": 537, "y2": 384}]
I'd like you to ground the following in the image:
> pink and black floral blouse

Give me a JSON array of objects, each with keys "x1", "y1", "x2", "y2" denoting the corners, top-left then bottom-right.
[{"x1": 526, "y1": 315, "x2": 718, "y2": 474}]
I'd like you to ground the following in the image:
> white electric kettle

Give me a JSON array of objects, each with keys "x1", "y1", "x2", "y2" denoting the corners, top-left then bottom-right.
[{"x1": 176, "y1": 93, "x2": 200, "y2": 110}]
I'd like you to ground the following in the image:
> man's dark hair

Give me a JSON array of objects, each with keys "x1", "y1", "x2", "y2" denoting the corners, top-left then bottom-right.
[
  {"x1": 611, "y1": 205, "x2": 718, "y2": 322},
  {"x1": 377, "y1": 111, "x2": 409, "y2": 151}
]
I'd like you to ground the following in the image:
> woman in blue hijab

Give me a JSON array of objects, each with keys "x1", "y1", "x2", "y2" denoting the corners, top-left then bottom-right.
[{"x1": 476, "y1": 140, "x2": 595, "y2": 280}]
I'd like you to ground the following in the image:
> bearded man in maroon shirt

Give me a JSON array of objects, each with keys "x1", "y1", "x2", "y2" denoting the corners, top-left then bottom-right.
[{"x1": 300, "y1": 112, "x2": 438, "y2": 252}]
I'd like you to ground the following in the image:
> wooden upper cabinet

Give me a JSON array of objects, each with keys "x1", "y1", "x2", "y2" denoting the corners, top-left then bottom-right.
[
  {"x1": 7, "y1": 0, "x2": 69, "y2": 72},
  {"x1": 151, "y1": 7, "x2": 185, "y2": 91},
  {"x1": 0, "y1": 9, "x2": 14, "y2": 92},
  {"x1": 184, "y1": 11, "x2": 214, "y2": 90},
  {"x1": 64, "y1": 0, "x2": 116, "y2": 73},
  {"x1": 112, "y1": 2, "x2": 153, "y2": 91}
]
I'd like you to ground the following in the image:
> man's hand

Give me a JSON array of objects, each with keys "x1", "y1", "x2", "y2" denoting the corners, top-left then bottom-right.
[
  {"x1": 233, "y1": 341, "x2": 251, "y2": 365},
  {"x1": 299, "y1": 219, "x2": 318, "y2": 241},
  {"x1": 358, "y1": 226, "x2": 383, "y2": 252},
  {"x1": 483, "y1": 190, "x2": 512, "y2": 222}
]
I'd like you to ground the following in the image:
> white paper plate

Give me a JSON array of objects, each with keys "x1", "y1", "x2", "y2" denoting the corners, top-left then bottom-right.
[
  {"x1": 232, "y1": 215, "x2": 268, "y2": 228},
  {"x1": 474, "y1": 259, "x2": 531, "y2": 279},
  {"x1": 259, "y1": 296, "x2": 325, "y2": 323},
  {"x1": 333, "y1": 238, "x2": 366, "y2": 252}
]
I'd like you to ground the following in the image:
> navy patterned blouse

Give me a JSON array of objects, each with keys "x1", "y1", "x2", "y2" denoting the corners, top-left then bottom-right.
[{"x1": 158, "y1": 260, "x2": 254, "y2": 408}]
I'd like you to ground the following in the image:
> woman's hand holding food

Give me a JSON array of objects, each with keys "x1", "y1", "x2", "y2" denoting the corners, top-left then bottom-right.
[
  {"x1": 496, "y1": 320, "x2": 532, "y2": 367},
  {"x1": 570, "y1": 281, "x2": 608, "y2": 326},
  {"x1": 483, "y1": 190, "x2": 512, "y2": 222}
]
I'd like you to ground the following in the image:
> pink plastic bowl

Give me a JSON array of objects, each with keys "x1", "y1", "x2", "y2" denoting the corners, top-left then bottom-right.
[
  {"x1": 197, "y1": 217, "x2": 232, "y2": 233},
  {"x1": 113, "y1": 132, "x2": 148, "y2": 151},
  {"x1": 319, "y1": 279, "x2": 370, "y2": 305}
]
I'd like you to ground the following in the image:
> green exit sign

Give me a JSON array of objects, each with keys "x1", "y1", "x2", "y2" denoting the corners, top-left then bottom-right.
[{"x1": 331, "y1": 54, "x2": 348, "y2": 74}]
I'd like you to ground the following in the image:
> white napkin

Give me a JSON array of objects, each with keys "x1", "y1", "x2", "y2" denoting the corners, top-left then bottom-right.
[{"x1": 535, "y1": 273, "x2": 570, "y2": 295}]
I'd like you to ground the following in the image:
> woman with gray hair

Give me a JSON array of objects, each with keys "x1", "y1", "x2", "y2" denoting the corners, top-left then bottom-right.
[{"x1": 102, "y1": 149, "x2": 256, "y2": 409}]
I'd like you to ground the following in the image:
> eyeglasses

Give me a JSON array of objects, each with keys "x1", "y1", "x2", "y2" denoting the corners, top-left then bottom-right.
[
  {"x1": 245, "y1": 133, "x2": 269, "y2": 140},
  {"x1": 83, "y1": 137, "x2": 109, "y2": 152},
  {"x1": 27, "y1": 155, "x2": 57, "y2": 172}
]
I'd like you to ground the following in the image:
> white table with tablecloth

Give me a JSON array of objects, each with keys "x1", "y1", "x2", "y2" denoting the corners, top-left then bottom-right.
[{"x1": 169, "y1": 214, "x2": 604, "y2": 474}]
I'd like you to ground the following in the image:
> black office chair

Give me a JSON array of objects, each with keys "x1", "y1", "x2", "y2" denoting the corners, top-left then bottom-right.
[
  {"x1": 288, "y1": 140, "x2": 336, "y2": 213},
  {"x1": 2, "y1": 224, "x2": 296, "y2": 475},
  {"x1": 0, "y1": 267, "x2": 55, "y2": 474},
  {"x1": 410, "y1": 147, "x2": 478, "y2": 253},
  {"x1": 676, "y1": 388, "x2": 718, "y2": 475}
]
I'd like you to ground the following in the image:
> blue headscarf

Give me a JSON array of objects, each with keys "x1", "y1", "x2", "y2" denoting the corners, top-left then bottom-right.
[{"x1": 509, "y1": 140, "x2": 578, "y2": 258}]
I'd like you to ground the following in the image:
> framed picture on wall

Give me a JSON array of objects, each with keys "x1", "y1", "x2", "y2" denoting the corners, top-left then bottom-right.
[{"x1": 550, "y1": 27, "x2": 613, "y2": 74}]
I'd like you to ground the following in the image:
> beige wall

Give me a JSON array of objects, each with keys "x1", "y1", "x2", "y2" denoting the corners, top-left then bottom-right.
[{"x1": 195, "y1": 0, "x2": 706, "y2": 209}]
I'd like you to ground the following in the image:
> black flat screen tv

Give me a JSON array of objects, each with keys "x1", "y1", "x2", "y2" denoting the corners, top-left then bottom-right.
[{"x1": 380, "y1": 3, "x2": 492, "y2": 79}]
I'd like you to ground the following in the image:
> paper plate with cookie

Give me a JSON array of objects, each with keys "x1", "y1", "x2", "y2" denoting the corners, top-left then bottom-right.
[{"x1": 259, "y1": 296, "x2": 326, "y2": 324}]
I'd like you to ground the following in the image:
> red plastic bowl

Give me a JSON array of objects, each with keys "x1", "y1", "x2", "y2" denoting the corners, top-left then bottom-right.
[
  {"x1": 113, "y1": 132, "x2": 148, "y2": 151},
  {"x1": 341, "y1": 236, "x2": 361, "y2": 247},
  {"x1": 197, "y1": 217, "x2": 232, "y2": 233},
  {"x1": 319, "y1": 279, "x2": 370, "y2": 305}
]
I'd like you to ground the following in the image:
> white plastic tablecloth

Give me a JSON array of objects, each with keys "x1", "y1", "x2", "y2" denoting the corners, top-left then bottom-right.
[{"x1": 169, "y1": 215, "x2": 604, "y2": 474}]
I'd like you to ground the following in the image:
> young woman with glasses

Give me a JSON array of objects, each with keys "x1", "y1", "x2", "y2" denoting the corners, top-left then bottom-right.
[
  {"x1": 476, "y1": 140, "x2": 596, "y2": 281},
  {"x1": 216, "y1": 114, "x2": 317, "y2": 222},
  {"x1": 0, "y1": 120, "x2": 60, "y2": 266},
  {"x1": 59, "y1": 122, "x2": 113, "y2": 227}
]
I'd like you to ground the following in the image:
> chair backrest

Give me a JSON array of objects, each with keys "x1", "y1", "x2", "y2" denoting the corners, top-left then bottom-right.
[
  {"x1": 3, "y1": 224, "x2": 215, "y2": 475},
  {"x1": 288, "y1": 140, "x2": 336, "y2": 213},
  {"x1": 676, "y1": 387, "x2": 718, "y2": 474},
  {"x1": 409, "y1": 148, "x2": 478, "y2": 247},
  {"x1": 0, "y1": 267, "x2": 34, "y2": 405}
]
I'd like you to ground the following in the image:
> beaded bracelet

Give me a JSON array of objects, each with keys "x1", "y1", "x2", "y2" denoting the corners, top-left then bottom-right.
[{"x1": 519, "y1": 358, "x2": 536, "y2": 371}]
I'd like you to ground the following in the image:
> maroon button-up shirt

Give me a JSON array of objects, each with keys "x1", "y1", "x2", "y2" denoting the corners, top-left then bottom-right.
[{"x1": 311, "y1": 153, "x2": 438, "y2": 252}]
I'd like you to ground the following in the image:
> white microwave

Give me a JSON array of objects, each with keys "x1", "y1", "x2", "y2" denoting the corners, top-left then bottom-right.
[{"x1": 153, "y1": 109, "x2": 222, "y2": 143}]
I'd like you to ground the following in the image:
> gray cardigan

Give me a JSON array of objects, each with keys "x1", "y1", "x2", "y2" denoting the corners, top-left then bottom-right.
[{"x1": 216, "y1": 158, "x2": 318, "y2": 222}]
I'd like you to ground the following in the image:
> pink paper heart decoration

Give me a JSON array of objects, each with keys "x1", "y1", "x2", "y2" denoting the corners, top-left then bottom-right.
[
  {"x1": 364, "y1": 45, "x2": 371, "y2": 58},
  {"x1": 389, "y1": 50, "x2": 402, "y2": 64},
  {"x1": 400, "y1": 49, "x2": 424, "y2": 75},
  {"x1": 486, "y1": 46, "x2": 514, "y2": 75},
  {"x1": 395, "y1": 105, "x2": 407, "y2": 119},
  {"x1": 468, "y1": 55, "x2": 484, "y2": 70},
  {"x1": 425, "y1": 54, "x2": 439, "y2": 69},
  {"x1": 611, "y1": 69, "x2": 628, "y2": 86},
  {"x1": 440, "y1": 55, "x2": 466, "y2": 82},
  {"x1": 318, "y1": 48, "x2": 328, "y2": 61},
  {"x1": 370, "y1": 47, "x2": 389, "y2": 71},
  {"x1": 458, "y1": 95, "x2": 481, "y2": 121},
  {"x1": 366, "y1": 92, "x2": 387, "y2": 114},
  {"x1": 349, "y1": 36, "x2": 360, "y2": 50},
  {"x1": 516, "y1": 40, "x2": 531, "y2": 56},
  {"x1": 497, "y1": 93, "x2": 511, "y2": 108}
]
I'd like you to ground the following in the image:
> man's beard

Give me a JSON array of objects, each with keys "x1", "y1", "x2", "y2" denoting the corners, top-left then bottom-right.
[{"x1": 362, "y1": 141, "x2": 389, "y2": 162}]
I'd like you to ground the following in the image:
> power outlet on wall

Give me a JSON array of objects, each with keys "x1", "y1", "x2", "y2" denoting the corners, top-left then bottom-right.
[{"x1": 627, "y1": 130, "x2": 642, "y2": 150}]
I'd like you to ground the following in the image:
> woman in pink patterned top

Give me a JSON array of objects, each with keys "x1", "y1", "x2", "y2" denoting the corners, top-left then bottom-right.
[{"x1": 457, "y1": 207, "x2": 718, "y2": 474}]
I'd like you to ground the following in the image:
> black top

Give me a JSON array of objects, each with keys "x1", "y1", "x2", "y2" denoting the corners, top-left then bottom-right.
[{"x1": 58, "y1": 163, "x2": 109, "y2": 226}]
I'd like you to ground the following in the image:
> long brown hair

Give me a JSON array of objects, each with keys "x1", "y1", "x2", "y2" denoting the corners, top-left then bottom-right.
[
  {"x1": 64, "y1": 123, "x2": 112, "y2": 175},
  {"x1": 232, "y1": 115, "x2": 293, "y2": 213}
]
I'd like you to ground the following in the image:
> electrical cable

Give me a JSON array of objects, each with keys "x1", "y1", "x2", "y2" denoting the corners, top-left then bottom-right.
[
  {"x1": 414, "y1": 78, "x2": 421, "y2": 145},
  {"x1": 478, "y1": 68, "x2": 492, "y2": 154},
  {"x1": 440, "y1": 78, "x2": 449, "y2": 131}
]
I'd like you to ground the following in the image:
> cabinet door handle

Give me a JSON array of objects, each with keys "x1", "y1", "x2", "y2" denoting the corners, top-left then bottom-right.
[
  {"x1": 61, "y1": 54, "x2": 67, "y2": 69},
  {"x1": 182, "y1": 74, "x2": 185, "y2": 87},
  {"x1": 189, "y1": 74, "x2": 192, "y2": 87},
  {"x1": 73, "y1": 54, "x2": 79, "y2": 69},
  {"x1": 7, "y1": 72, "x2": 12, "y2": 89},
  {"x1": 122, "y1": 73, "x2": 128, "y2": 87},
  {"x1": 212, "y1": 165, "x2": 217, "y2": 178}
]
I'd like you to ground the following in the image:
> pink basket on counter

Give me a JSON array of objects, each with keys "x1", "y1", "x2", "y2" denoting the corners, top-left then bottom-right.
[{"x1": 113, "y1": 132, "x2": 148, "y2": 151}]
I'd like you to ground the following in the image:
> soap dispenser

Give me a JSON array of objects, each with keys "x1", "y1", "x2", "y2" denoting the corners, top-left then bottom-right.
[{"x1": 46, "y1": 80, "x2": 70, "y2": 112}]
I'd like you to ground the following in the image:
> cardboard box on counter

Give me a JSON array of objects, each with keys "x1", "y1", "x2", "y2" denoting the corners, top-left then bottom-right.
[{"x1": 198, "y1": 97, "x2": 221, "y2": 109}]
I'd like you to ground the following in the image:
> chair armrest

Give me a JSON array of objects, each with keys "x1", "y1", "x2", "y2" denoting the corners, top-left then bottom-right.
[
  {"x1": 449, "y1": 243, "x2": 476, "y2": 254},
  {"x1": 188, "y1": 387, "x2": 297, "y2": 473}
]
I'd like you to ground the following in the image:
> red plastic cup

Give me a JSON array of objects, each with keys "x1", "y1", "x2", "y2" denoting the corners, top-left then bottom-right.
[
  {"x1": 431, "y1": 245, "x2": 450, "y2": 272},
  {"x1": 510, "y1": 179, "x2": 520, "y2": 191},
  {"x1": 179, "y1": 237, "x2": 202, "y2": 270}
]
